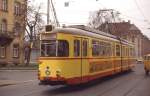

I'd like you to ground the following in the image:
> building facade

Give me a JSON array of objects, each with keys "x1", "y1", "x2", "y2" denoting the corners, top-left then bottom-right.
[
  {"x1": 0, "y1": 0, "x2": 26, "y2": 66},
  {"x1": 98, "y1": 21, "x2": 144, "y2": 59},
  {"x1": 142, "y1": 36, "x2": 150, "y2": 56}
]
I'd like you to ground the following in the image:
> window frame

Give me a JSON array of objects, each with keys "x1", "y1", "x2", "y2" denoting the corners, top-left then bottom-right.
[
  {"x1": 14, "y1": 22, "x2": 21, "y2": 36},
  {"x1": 1, "y1": 19, "x2": 7, "y2": 33},
  {"x1": 74, "y1": 39, "x2": 80, "y2": 57},
  {"x1": 82, "y1": 40, "x2": 88, "y2": 57},
  {"x1": 1, "y1": 0, "x2": 8, "y2": 11},
  {"x1": 57, "y1": 40, "x2": 69, "y2": 57},
  {"x1": 92, "y1": 40, "x2": 99, "y2": 57},
  {"x1": 14, "y1": 1, "x2": 21, "y2": 15},
  {"x1": 116, "y1": 44, "x2": 121, "y2": 56},
  {"x1": 13, "y1": 45, "x2": 19, "y2": 58},
  {"x1": 0, "y1": 46, "x2": 6, "y2": 58},
  {"x1": 40, "y1": 40, "x2": 69, "y2": 57}
]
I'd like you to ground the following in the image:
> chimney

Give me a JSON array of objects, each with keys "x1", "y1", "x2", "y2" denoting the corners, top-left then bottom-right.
[{"x1": 128, "y1": 20, "x2": 131, "y2": 24}]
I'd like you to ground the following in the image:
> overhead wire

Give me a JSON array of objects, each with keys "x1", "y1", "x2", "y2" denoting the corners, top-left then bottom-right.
[
  {"x1": 96, "y1": 0, "x2": 150, "y2": 30},
  {"x1": 133, "y1": 0, "x2": 150, "y2": 23}
]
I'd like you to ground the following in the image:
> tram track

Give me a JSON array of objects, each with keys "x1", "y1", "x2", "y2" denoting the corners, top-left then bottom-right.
[{"x1": 95, "y1": 71, "x2": 143, "y2": 96}]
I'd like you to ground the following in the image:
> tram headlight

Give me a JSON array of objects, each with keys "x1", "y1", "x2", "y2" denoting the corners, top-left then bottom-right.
[
  {"x1": 45, "y1": 70, "x2": 51, "y2": 75},
  {"x1": 45, "y1": 66, "x2": 51, "y2": 76}
]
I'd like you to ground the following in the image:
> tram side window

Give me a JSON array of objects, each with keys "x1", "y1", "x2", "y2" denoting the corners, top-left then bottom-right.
[
  {"x1": 116, "y1": 45, "x2": 120, "y2": 56},
  {"x1": 74, "y1": 40, "x2": 80, "y2": 57},
  {"x1": 144, "y1": 56, "x2": 147, "y2": 60},
  {"x1": 106, "y1": 44, "x2": 111, "y2": 56},
  {"x1": 100, "y1": 42, "x2": 105, "y2": 56},
  {"x1": 58, "y1": 40, "x2": 69, "y2": 57},
  {"x1": 128, "y1": 48, "x2": 130, "y2": 57},
  {"x1": 146, "y1": 56, "x2": 149, "y2": 60},
  {"x1": 145, "y1": 56, "x2": 148, "y2": 60},
  {"x1": 126, "y1": 48, "x2": 128, "y2": 57},
  {"x1": 122, "y1": 46, "x2": 125, "y2": 57},
  {"x1": 83, "y1": 40, "x2": 87, "y2": 56},
  {"x1": 148, "y1": 56, "x2": 150, "y2": 60},
  {"x1": 92, "y1": 40, "x2": 99, "y2": 56},
  {"x1": 130, "y1": 48, "x2": 132, "y2": 57}
]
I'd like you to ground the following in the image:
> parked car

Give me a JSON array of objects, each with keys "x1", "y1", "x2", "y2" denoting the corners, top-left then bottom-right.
[{"x1": 137, "y1": 59, "x2": 143, "y2": 64}]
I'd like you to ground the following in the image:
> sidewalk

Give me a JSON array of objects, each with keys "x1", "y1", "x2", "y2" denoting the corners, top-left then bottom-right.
[
  {"x1": 0, "y1": 79, "x2": 37, "y2": 87},
  {"x1": 0, "y1": 80, "x2": 17, "y2": 87},
  {"x1": 0, "y1": 64, "x2": 38, "y2": 70}
]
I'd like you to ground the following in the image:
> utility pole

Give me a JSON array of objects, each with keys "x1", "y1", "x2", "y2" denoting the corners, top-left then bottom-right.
[
  {"x1": 47, "y1": 0, "x2": 60, "y2": 27},
  {"x1": 47, "y1": 0, "x2": 50, "y2": 24}
]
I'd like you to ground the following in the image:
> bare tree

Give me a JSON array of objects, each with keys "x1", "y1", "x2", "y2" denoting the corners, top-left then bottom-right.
[
  {"x1": 88, "y1": 9, "x2": 121, "y2": 31},
  {"x1": 24, "y1": 1, "x2": 44, "y2": 66}
]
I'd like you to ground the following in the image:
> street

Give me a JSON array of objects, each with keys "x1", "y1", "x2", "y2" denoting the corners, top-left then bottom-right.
[{"x1": 0, "y1": 64, "x2": 150, "y2": 96}]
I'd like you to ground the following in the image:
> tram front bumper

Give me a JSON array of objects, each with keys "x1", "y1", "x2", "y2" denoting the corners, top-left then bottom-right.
[{"x1": 39, "y1": 77, "x2": 66, "y2": 85}]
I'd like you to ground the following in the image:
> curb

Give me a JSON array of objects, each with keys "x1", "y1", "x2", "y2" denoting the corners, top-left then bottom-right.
[
  {"x1": 0, "y1": 80, "x2": 17, "y2": 87},
  {"x1": 0, "y1": 83, "x2": 15, "y2": 87},
  {"x1": 0, "y1": 67, "x2": 37, "y2": 71},
  {"x1": 0, "y1": 79, "x2": 37, "y2": 87},
  {"x1": 0, "y1": 70, "x2": 37, "y2": 72}
]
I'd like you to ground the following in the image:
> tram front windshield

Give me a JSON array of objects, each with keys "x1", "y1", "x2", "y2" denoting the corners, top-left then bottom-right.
[{"x1": 40, "y1": 40, "x2": 69, "y2": 57}]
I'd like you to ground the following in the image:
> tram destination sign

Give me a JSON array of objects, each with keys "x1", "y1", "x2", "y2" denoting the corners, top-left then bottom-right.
[{"x1": 40, "y1": 33, "x2": 56, "y2": 40}]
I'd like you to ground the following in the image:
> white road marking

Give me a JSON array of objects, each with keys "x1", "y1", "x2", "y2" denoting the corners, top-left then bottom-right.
[{"x1": 17, "y1": 79, "x2": 38, "y2": 84}]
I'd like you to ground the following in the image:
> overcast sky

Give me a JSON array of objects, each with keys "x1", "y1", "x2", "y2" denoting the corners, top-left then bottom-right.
[{"x1": 33, "y1": 0, "x2": 150, "y2": 38}]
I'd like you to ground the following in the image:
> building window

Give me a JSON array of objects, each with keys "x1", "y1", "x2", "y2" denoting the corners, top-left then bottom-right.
[
  {"x1": 0, "y1": 19, "x2": 7, "y2": 33},
  {"x1": 0, "y1": 46, "x2": 6, "y2": 58},
  {"x1": 14, "y1": 22, "x2": 21, "y2": 36},
  {"x1": 74, "y1": 40, "x2": 80, "y2": 57},
  {"x1": 14, "y1": 2, "x2": 21, "y2": 15},
  {"x1": 1, "y1": 0, "x2": 8, "y2": 11},
  {"x1": 13, "y1": 44, "x2": 19, "y2": 58}
]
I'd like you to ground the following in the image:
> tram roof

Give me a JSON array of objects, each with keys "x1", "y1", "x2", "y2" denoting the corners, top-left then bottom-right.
[
  {"x1": 145, "y1": 54, "x2": 150, "y2": 56},
  {"x1": 44, "y1": 27, "x2": 134, "y2": 46}
]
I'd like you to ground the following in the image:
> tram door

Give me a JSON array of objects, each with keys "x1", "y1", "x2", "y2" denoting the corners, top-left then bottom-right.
[
  {"x1": 74, "y1": 38, "x2": 88, "y2": 82},
  {"x1": 81, "y1": 38, "x2": 88, "y2": 81}
]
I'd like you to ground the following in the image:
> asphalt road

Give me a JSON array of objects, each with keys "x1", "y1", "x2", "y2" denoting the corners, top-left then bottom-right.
[{"x1": 0, "y1": 63, "x2": 150, "y2": 96}]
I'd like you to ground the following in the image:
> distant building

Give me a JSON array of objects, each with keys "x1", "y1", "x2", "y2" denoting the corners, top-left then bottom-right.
[
  {"x1": 142, "y1": 36, "x2": 150, "y2": 56},
  {"x1": 98, "y1": 21, "x2": 147, "y2": 59},
  {"x1": 0, "y1": 0, "x2": 27, "y2": 66}
]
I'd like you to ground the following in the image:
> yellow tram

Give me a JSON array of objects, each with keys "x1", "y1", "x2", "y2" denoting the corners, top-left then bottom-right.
[
  {"x1": 38, "y1": 27, "x2": 136, "y2": 85},
  {"x1": 144, "y1": 54, "x2": 150, "y2": 75}
]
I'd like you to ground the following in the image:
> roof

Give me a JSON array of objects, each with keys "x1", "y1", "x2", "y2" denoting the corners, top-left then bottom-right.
[
  {"x1": 52, "y1": 28, "x2": 118, "y2": 41},
  {"x1": 99, "y1": 22, "x2": 142, "y2": 36},
  {"x1": 44, "y1": 27, "x2": 134, "y2": 46},
  {"x1": 129, "y1": 24, "x2": 140, "y2": 31}
]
